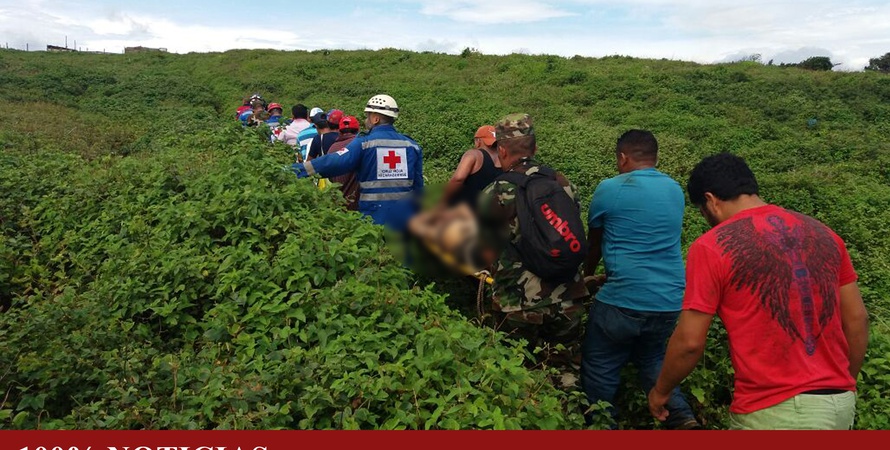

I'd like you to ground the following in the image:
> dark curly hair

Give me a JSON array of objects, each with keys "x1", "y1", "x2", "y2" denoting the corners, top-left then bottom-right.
[{"x1": 687, "y1": 152, "x2": 759, "y2": 206}]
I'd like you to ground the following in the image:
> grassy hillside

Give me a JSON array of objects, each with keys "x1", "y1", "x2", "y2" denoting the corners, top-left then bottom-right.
[{"x1": 1, "y1": 47, "x2": 888, "y2": 429}]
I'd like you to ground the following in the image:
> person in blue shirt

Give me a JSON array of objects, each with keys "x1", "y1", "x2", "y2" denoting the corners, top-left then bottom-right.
[
  {"x1": 580, "y1": 129, "x2": 700, "y2": 429},
  {"x1": 292, "y1": 94, "x2": 422, "y2": 233}
]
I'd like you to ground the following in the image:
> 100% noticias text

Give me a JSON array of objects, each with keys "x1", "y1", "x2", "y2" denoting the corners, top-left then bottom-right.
[
  {"x1": 22, "y1": 447, "x2": 92, "y2": 450},
  {"x1": 21, "y1": 447, "x2": 268, "y2": 450}
]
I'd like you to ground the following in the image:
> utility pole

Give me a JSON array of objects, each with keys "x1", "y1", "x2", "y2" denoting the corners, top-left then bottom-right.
[{"x1": 65, "y1": 35, "x2": 68, "y2": 48}]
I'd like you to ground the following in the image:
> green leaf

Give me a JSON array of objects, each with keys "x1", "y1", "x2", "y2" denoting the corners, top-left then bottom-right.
[
  {"x1": 203, "y1": 327, "x2": 227, "y2": 342},
  {"x1": 289, "y1": 308, "x2": 307, "y2": 323},
  {"x1": 12, "y1": 411, "x2": 29, "y2": 427},
  {"x1": 691, "y1": 387, "x2": 706, "y2": 405}
]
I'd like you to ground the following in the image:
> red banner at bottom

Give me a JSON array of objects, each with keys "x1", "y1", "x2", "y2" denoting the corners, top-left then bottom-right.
[{"x1": 1, "y1": 430, "x2": 887, "y2": 450}]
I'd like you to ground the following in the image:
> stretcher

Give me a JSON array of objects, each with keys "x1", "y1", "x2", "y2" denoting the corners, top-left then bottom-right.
[{"x1": 420, "y1": 234, "x2": 493, "y2": 285}]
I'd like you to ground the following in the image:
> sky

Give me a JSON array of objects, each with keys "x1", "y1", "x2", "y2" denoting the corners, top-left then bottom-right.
[{"x1": 1, "y1": 0, "x2": 888, "y2": 71}]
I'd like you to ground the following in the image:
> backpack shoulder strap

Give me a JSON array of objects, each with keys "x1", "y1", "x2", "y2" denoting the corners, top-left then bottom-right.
[
  {"x1": 497, "y1": 170, "x2": 530, "y2": 188},
  {"x1": 531, "y1": 165, "x2": 558, "y2": 179}
]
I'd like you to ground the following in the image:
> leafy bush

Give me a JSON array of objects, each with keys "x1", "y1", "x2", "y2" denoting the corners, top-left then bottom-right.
[
  {"x1": 796, "y1": 56, "x2": 837, "y2": 71},
  {"x1": 0, "y1": 117, "x2": 591, "y2": 429}
]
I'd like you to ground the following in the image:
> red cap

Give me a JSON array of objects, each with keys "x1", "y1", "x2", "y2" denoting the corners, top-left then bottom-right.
[
  {"x1": 474, "y1": 125, "x2": 496, "y2": 146},
  {"x1": 327, "y1": 109, "x2": 343, "y2": 126},
  {"x1": 339, "y1": 115, "x2": 359, "y2": 131},
  {"x1": 266, "y1": 103, "x2": 283, "y2": 112}
]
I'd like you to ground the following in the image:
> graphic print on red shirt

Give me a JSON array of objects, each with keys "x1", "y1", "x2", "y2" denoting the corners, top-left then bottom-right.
[{"x1": 683, "y1": 205, "x2": 857, "y2": 414}]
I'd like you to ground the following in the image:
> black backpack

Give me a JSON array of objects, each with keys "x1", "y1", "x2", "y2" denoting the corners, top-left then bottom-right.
[{"x1": 497, "y1": 166, "x2": 589, "y2": 283}]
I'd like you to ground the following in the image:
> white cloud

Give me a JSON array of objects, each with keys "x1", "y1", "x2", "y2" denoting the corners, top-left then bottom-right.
[
  {"x1": 1, "y1": 1, "x2": 888, "y2": 71},
  {"x1": 0, "y1": 4, "x2": 335, "y2": 53},
  {"x1": 415, "y1": 39, "x2": 460, "y2": 54},
  {"x1": 83, "y1": 11, "x2": 151, "y2": 37},
  {"x1": 546, "y1": 0, "x2": 890, "y2": 68},
  {"x1": 417, "y1": 0, "x2": 573, "y2": 24}
]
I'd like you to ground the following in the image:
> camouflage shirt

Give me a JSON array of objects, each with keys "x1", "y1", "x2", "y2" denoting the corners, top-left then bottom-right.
[{"x1": 477, "y1": 159, "x2": 589, "y2": 313}]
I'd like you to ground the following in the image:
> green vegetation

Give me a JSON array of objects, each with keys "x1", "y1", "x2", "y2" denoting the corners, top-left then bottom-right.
[
  {"x1": 784, "y1": 56, "x2": 838, "y2": 71},
  {"x1": 0, "y1": 47, "x2": 888, "y2": 429},
  {"x1": 865, "y1": 52, "x2": 890, "y2": 73}
]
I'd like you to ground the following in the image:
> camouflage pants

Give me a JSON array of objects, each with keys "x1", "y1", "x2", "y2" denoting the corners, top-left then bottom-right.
[{"x1": 493, "y1": 299, "x2": 586, "y2": 349}]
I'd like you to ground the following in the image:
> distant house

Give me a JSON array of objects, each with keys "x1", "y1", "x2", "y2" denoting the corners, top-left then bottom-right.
[
  {"x1": 124, "y1": 46, "x2": 168, "y2": 54},
  {"x1": 47, "y1": 45, "x2": 76, "y2": 52}
]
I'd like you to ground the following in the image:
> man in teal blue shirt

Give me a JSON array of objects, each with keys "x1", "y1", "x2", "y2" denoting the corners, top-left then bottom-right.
[{"x1": 580, "y1": 129, "x2": 700, "y2": 429}]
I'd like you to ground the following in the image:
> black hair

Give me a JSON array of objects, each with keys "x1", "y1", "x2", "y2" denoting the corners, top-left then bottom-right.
[
  {"x1": 687, "y1": 152, "x2": 760, "y2": 206},
  {"x1": 616, "y1": 129, "x2": 658, "y2": 161},
  {"x1": 292, "y1": 104, "x2": 308, "y2": 120}
]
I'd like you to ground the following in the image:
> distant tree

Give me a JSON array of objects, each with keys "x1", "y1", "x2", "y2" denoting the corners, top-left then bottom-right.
[
  {"x1": 460, "y1": 47, "x2": 479, "y2": 58},
  {"x1": 737, "y1": 53, "x2": 762, "y2": 63},
  {"x1": 796, "y1": 56, "x2": 838, "y2": 71},
  {"x1": 864, "y1": 52, "x2": 890, "y2": 73}
]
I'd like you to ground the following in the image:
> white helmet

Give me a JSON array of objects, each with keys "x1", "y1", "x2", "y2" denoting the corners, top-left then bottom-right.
[
  {"x1": 309, "y1": 107, "x2": 324, "y2": 118},
  {"x1": 364, "y1": 94, "x2": 399, "y2": 119}
]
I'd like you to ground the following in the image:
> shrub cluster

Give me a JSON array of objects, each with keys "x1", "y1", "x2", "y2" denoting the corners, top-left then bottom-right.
[{"x1": 0, "y1": 124, "x2": 591, "y2": 429}]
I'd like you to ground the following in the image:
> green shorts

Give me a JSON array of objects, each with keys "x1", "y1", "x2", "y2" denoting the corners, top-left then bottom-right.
[{"x1": 729, "y1": 391, "x2": 856, "y2": 430}]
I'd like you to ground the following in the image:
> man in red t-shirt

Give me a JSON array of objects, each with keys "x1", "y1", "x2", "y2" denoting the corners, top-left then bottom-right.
[{"x1": 648, "y1": 152, "x2": 869, "y2": 429}]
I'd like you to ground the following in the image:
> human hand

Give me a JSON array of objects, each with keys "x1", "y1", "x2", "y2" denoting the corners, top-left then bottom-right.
[
  {"x1": 648, "y1": 387, "x2": 671, "y2": 422},
  {"x1": 584, "y1": 274, "x2": 606, "y2": 291}
]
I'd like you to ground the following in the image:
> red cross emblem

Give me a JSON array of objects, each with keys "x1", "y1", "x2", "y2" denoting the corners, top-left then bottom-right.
[{"x1": 383, "y1": 150, "x2": 402, "y2": 169}]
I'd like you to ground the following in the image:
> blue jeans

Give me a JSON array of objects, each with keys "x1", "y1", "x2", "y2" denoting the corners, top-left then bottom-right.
[{"x1": 581, "y1": 300, "x2": 696, "y2": 429}]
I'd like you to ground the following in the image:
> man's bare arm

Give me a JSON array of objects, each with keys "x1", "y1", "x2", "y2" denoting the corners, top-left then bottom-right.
[
  {"x1": 839, "y1": 282, "x2": 869, "y2": 379},
  {"x1": 440, "y1": 150, "x2": 481, "y2": 206},
  {"x1": 649, "y1": 309, "x2": 713, "y2": 421}
]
